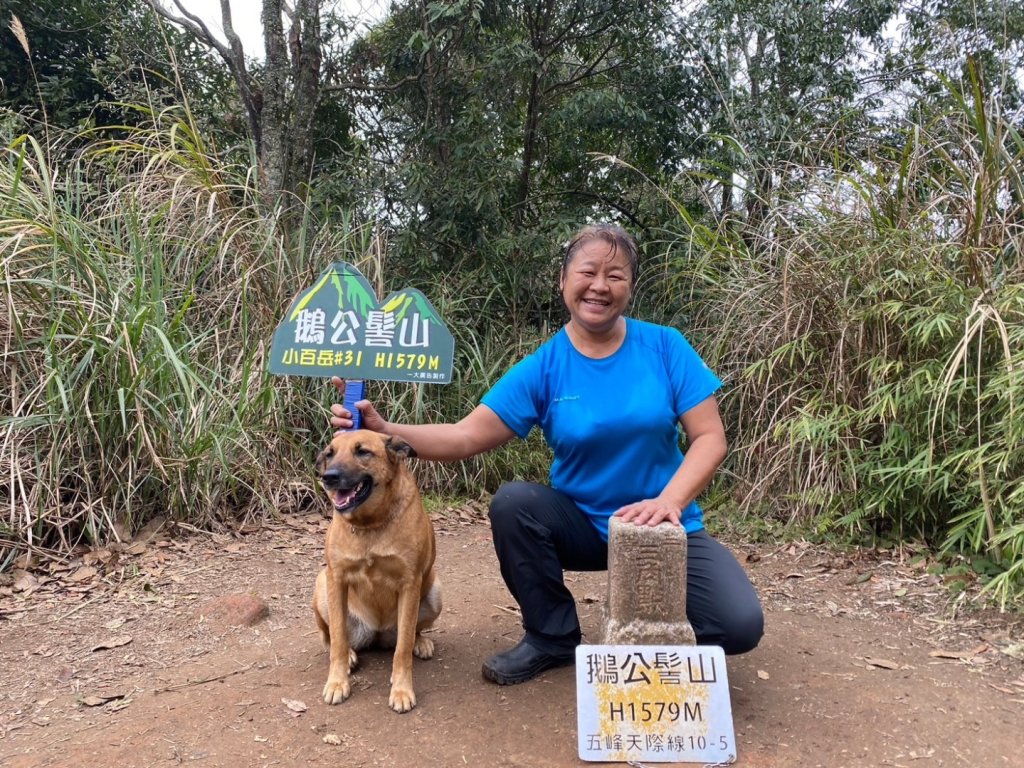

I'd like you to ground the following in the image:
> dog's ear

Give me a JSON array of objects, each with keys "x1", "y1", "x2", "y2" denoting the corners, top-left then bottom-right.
[
  {"x1": 385, "y1": 435, "x2": 417, "y2": 461},
  {"x1": 315, "y1": 444, "x2": 332, "y2": 473}
]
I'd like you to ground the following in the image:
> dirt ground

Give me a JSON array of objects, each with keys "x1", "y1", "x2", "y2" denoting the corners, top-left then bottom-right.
[{"x1": 1, "y1": 506, "x2": 1022, "y2": 768}]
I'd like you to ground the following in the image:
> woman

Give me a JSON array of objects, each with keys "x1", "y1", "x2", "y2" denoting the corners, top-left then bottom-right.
[{"x1": 329, "y1": 223, "x2": 763, "y2": 685}]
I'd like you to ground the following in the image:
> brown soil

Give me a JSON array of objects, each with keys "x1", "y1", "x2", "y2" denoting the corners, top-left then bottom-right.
[{"x1": 1, "y1": 509, "x2": 1021, "y2": 768}]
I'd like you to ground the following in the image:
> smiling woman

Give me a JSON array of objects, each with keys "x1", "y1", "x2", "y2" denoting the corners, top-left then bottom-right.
[
  {"x1": 329, "y1": 222, "x2": 764, "y2": 686},
  {"x1": 558, "y1": 225, "x2": 637, "y2": 358}
]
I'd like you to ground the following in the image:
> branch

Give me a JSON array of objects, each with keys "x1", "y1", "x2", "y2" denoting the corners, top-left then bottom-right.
[
  {"x1": 569, "y1": 189, "x2": 649, "y2": 234},
  {"x1": 542, "y1": 56, "x2": 620, "y2": 97},
  {"x1": 143, "y1": 0, "x2": 232, "y2": 62},
  {"x1": 142, "y1": 0, "x2": 261, "y2": 151},
  {"x1": 154, "y1": 663, "x2": 256, "y2": 693},
  {"x1": 324, "y1": 75, "x2": 421, "y2": 94},
  {"x1": 220, "y1": 0, "x2": 247, "y2": 64},
  {"x1": 518, "y1": 188, "x2": 649, "y2": 234}
]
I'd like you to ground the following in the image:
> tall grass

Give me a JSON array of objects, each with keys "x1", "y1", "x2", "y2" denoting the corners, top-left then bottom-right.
[
  {"x1": 667, "y1": 69, "x2": 1024, "y2": 605},
  {"x1": 1, "y1": 106, "x2": 336, "y2": 558},
  {"x1": 0, "y1": 104, "x2": 550, "y2": 565}
]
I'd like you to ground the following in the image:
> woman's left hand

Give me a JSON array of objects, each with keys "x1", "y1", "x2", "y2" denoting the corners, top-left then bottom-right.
[{"x1": 613, "y1": 498, "x2": 682, "y2": 527}]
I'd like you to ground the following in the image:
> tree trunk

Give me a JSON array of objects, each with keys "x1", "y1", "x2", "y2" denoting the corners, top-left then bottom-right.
[
  {"x1": 744, "y1": 28, "x2": 768, "y2": 235},
  {"x1": 261, "y1": 0, "x2": 290, "y2": 203},
  {"x1": 516, "y1": 71, "x2": 542, "y2": 223},
  {"x1": 287, "y1": 0, "x2": 323, "y2": 199}
]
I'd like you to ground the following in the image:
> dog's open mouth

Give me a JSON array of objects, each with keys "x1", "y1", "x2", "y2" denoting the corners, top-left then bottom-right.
[{"x1": 328, "y1": 478, "x2": 373, "y2": 513}]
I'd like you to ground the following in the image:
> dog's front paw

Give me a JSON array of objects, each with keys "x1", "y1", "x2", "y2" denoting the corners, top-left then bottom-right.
[
  {"x1": 388, "y1": 684, "x2": 416, "y2": 713},
  {"x1": 322, "y1": 677, "x2": 351, "y2": 705},
  {"x1": 413, "y1": 635, "x2": 434, "y2": 660},
  {"x1": 348, "y1": 648, "x2": 359, "y2": 670}
]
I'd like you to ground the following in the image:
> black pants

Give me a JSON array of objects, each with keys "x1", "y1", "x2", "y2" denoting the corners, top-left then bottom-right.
[{"x1": 488, "y1": 481, "x2": 765, "y2": 656}]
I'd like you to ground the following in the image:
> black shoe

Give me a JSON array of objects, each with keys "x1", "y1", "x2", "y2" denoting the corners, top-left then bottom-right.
[{"x1": 481, "y1": 638, "x2": 575, "y2": 685}]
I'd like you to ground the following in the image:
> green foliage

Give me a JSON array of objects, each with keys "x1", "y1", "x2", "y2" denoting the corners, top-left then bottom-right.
[
  {"x1": 0, "y1": 0, "x2": 231, "y2": 133},
  {"x1": 687, "y1": 0, "x2": 900, "y2": 224},
  {"x1": 333, "y1": 0, "x2": 690, "y2": 291},
  {"x1": 0, "y1": 103, "x2": 552, "y2": 559},
  {"x1": 894, "y1": 0, "x2": 1024, "y2": 116},
  {"x1": 0, "y1": 107, "x2": 329, "y2": 552},
  {"x1": 5, "y1": 1, "x2": 1024, "y2": 608},
  {"x1": 666, "y1": 67, "x2": 1024, "y2": 605}
]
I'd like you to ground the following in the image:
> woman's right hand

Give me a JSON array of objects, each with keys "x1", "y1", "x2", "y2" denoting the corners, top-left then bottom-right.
[{"x1": 329, "y1": 376, "x2": 389, "y2": 433}]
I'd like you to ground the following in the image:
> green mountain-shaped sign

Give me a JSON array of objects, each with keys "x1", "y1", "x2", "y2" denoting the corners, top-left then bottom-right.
[{"x1": 268, "y1": 262, "x2": 454, "y2": 384}]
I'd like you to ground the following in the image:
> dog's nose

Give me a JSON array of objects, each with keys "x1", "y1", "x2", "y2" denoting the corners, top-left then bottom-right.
[{"x1": 321, "y1": 467, "x2": 342, "y2": 488}]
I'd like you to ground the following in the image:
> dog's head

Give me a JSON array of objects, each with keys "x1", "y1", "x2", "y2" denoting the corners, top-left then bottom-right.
[{"x1": 316, "y1": 430, "x2": 417, "y2": 519}]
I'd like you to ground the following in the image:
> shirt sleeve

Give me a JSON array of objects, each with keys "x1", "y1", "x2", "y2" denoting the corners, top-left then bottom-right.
[
  {"x1": 480, "y1": 353, "x2": 542, "y2": 439},
  {"x1": 664, "y1": 327, "x2": 722, "y2": 416}
]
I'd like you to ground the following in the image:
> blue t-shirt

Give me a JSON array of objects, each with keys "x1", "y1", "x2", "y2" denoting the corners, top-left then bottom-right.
[{"x1": 481, "y1": 318, "x2": 722, "y2": 539}]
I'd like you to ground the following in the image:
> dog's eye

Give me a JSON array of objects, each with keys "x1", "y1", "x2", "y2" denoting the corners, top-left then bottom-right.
[{"x1": 355, "y1": 445, "x2": 374, "y2": 459}]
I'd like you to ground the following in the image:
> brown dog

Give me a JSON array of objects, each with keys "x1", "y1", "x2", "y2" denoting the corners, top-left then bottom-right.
[{"x1": 311, "y1": 430, "x2": 442, "y2": 713}]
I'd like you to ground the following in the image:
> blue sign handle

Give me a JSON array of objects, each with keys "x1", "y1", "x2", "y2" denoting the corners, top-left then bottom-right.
[{"x1": 343, "y1": 380, "x2": 365, "y2": 431}]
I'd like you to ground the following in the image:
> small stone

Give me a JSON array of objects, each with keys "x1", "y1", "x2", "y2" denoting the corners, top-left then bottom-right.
[{"x1": 199, "y1": 594, "x2": 269, "y2": 627}]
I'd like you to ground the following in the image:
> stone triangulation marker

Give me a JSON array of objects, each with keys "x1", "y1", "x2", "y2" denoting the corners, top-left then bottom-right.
[{"x1": 602, "y1": 517, "x2": 696, "y2": 645}]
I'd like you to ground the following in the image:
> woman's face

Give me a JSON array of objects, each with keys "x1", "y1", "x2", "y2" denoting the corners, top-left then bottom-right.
[{"x1": 560, "y1": 238, "x2": 633, "y2": 336}]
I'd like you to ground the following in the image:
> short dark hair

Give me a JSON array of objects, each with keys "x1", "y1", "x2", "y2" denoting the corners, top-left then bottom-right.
[{"x1": 561, "y1": 223, "x2": 639, "y2": 283}]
